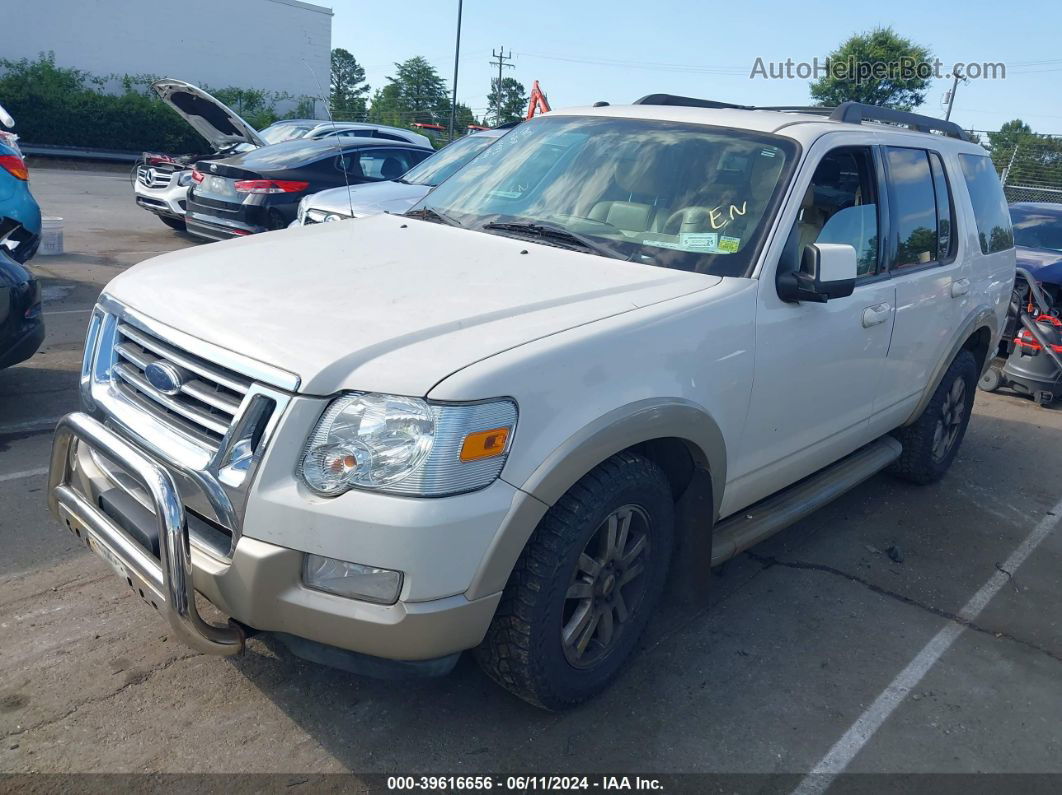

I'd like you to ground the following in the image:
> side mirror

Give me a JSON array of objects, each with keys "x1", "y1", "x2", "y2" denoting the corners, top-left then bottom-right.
[{"x1": 777, "y1": 243, "x2": 857, "y2": 303}]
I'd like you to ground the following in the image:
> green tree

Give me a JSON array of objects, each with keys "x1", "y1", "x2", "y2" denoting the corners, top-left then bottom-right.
[
  {"x1": 386, "y1": 56, "x2": 448, "y2": 125},
  {"x1": 487, "y1": 77, "x2": 527, "y2": 124},
  {"x1": 809, "y1": 27, "x2": 933, "y2": 110},
  {"x1": 366, "y1": 83, "x2": 406, "y2": 128},
  {"x1": 987, "y1": 119, "x2": 1033, "y2": 173},
  {"x1": 330, "y1": 48, "x2": 370, "y2": 120},
  {"x1": 453, "y1": 102, "x2": 479, "y2": 133}
]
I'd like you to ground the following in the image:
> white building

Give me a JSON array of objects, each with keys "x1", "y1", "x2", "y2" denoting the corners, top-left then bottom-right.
[{"x1": 8, "y1": 0, "x2": 333, "y2": 117}]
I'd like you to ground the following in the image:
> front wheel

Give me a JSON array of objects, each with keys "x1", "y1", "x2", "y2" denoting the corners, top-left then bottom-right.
[
  {"x1": 476, "y1": 452, "x2": 674, "y2": 710},
  {"x1": 890, "y1": 350, "x2": 978, "y2": 485}
]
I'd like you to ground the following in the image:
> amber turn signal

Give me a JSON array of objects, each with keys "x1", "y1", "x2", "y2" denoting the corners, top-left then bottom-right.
[{"x1": 460, "y1": 427, "x2": 510, "y2": 462}]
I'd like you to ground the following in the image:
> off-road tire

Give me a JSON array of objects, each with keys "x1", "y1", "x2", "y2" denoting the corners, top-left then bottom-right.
[
  {"x1": 475, "y1": 452, "x2": 674, "y2": 710},
  {"x1": 890, "y1": 350, "x2": 978, "y2": 485},
  {"x1": 159, "y1": 215, "x2": 186, "y2": 231}
]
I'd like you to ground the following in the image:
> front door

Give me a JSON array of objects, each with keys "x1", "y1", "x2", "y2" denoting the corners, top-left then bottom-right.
[{"x1": 723, "y1": 142, "x2": 896, "y2": 516}]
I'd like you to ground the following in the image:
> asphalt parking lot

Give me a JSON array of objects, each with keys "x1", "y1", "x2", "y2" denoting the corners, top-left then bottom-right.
[{"x1": 1, "y1": 165, "x2": 1060, "y2": 781}]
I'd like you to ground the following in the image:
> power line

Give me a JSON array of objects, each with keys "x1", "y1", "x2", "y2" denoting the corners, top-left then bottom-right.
[{"x1": 489, "y1": 46, "x2": 515, "y2": 125}]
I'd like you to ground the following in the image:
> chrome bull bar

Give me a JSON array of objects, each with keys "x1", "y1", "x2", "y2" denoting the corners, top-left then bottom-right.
[{"x1": 47, "y1": 412, "x2": 245, "y2": 656}]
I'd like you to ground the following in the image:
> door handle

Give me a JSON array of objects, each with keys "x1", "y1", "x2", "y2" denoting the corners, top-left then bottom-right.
[
  {"x1": 862, "y1": 302, "x2": 891, "y2": 328},
  {"x1": 951, "y1": 278, "x2": 971, "y2": 298}
]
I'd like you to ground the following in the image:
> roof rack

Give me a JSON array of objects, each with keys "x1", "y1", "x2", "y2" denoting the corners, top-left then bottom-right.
[{"x1": 631, "y1": 95, "x2": 970, "y2": 141}]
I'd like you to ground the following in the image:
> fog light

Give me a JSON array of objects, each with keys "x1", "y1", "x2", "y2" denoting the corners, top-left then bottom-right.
[{"x1": 303, "y1": 554, "x2": 403, "y2": 604}]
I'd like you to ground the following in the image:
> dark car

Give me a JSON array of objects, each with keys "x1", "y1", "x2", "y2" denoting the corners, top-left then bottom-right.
[
  {"x1": 0, "y1": 248, "x2": 43, "y2": 369},
  {"x1": 184, "y1": 138, "x2": 433, "y2": 241},
  {"x1": 1011, "y1": 201, "x2": 1062, "y2": 311}
]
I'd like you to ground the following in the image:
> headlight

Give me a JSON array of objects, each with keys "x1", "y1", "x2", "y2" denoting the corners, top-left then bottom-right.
[
  {"x1": 177, "y1": 171, "x2": 193, "y2": 187},
  {"x1": 299, "y1": 393, "x2": 517, "y2": 497}
]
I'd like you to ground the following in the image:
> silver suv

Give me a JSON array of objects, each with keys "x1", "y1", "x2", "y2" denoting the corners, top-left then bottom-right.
[{"x1": 50, "y1": 96, "x2": 1014, "y2": 708}]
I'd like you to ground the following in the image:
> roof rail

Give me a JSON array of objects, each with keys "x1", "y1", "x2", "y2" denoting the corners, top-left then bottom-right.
[
  {"x1": 632, "y1": 95, "x2": 970, "y2": 141},
  {"x1": 633, "y1": 94, "x2": 755, "y2": 111},
  {"x1": 828, "y1": 102, "x2": 970, "y2": 140}
]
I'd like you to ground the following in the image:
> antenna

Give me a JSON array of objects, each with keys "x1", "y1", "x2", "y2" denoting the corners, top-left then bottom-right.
[{"x1": 303, "y1": 59, "x2": 356, "y2": 219}]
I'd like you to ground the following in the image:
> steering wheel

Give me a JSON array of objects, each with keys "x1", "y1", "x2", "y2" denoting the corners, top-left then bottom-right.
[{"x1": 663, "y1": 207, "x2": 712, "y2": 236}]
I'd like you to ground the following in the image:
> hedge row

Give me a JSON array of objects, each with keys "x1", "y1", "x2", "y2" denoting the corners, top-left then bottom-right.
[{"x1": 0, "y1": 54, "x2": 312, "y2": 155}]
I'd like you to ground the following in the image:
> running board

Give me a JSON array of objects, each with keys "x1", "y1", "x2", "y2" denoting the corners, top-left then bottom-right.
[{"x1": 710, "y1": 436, "x2": 902, "y2": 566}]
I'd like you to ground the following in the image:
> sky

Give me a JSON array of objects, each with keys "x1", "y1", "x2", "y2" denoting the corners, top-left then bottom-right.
[{"x1": 327, "y1": 0, "x2": 1062, "y2": 136}]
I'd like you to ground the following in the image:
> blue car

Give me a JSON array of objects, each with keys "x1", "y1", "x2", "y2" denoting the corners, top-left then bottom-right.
[
  {"x1": 0, "y1": 102, "x2": 42, "y2": 263},
  {"x1": 1011, "y1": 202, "x2": 1062, "y2": 310}
]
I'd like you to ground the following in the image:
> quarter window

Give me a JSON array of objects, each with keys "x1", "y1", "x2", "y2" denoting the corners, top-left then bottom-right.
[{"x1": 959, "y1": 153, "x2": 1015, "y2": 254}]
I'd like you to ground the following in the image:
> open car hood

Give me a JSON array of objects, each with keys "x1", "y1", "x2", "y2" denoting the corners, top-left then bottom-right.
[{"x1": 151, "y1": 79, "x2": 266, "y2": 151}]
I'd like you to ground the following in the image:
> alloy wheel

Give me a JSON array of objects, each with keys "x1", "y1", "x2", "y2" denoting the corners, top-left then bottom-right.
[
  {"x1": 932, "y1": 376, "x2": 967, "y2": 462},
  {"x1": 561, "y1": 504, "x2": 652, "y2": 668}
]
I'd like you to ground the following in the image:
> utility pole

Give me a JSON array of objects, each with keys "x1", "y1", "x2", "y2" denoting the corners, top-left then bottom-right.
[
  {"x1": 489, "y1": 46, "x2": 514, "y2": 125},
  {"x1": 944, "y1": 66, "x2": 964, "y2": 122},
  {"x1": 448, "y1": 0, "x2": 463, "y2": 142}
]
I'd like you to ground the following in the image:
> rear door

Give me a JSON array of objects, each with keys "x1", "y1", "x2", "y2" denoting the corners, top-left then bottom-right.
[{"x1": 871, "y1": 145, "x2": 968, "y2": 432}]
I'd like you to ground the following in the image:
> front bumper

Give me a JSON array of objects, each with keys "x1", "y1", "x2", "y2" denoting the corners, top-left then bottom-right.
[
  {"x1": 49, "y1": 411, "x2": 504, "y2": 663},
  {"x1": 133, "y1": 179, "x2": 189, "y2": 219}
]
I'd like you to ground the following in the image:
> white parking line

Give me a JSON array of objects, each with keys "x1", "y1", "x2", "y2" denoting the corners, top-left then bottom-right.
[
  {"x1": 0, "y1": 467, "x2": 49, "y2": 483},
  {"x1": 793, "y1": 495, "x2": 1062, "y2": 794},
  {"x1": 46, "y1": 308, "x2": 93, "y2": 316}
]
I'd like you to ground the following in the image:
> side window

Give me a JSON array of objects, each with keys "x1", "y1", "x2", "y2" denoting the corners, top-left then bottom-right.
[
  {"x1": 885, "y1": 147, "x2": 939, "y2": 268},
  {"x1": 796, "y1": 147, "x2": 880, "y2": 276},
  {"x1": 928, "y1": 152, "x2": 955, "y2": 260},
  {"x1": 356, "y1": 148, "x2": 420, "y2": 181},
  {"x1": 959, "y1": 153, "x2": 1015, "y2": 254}
]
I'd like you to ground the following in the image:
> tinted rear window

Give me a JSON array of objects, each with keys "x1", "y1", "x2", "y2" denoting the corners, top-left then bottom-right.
[{"x1": 959, "y1": 154, "x2": 1014, "y2": 254}]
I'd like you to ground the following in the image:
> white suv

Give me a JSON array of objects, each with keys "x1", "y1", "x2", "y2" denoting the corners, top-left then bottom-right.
[{"x1": 48, "y1": 96, "x2": 1015, "y2": 709}]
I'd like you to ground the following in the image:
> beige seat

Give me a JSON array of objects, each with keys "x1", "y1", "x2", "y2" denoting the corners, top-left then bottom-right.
[
  {"x1": 588, "y1": 152, "x2": 671, "y2": 236},
  {"x1": 797, "y1": 184, "x2": 828, "y2": 253}
]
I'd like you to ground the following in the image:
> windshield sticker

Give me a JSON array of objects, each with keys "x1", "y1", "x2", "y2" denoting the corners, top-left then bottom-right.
[
  {"x1": 760, "y1": 148, "x2": 777, "y2": 158},
  {"x1": 718, "y1": 235, "x2": 741, "y2": 253},
  {"x1": 680, "y1": 232, "x2": 718, "y2": 251}
]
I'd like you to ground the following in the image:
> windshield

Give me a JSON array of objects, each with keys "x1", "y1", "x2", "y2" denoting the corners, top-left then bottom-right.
[
  {"x1": 412, "y1": 115, "x2": 797, "y2": 275},
  {"x1": 259, "y1": 123, "x2": 314, "y2": 145},
  {"x1": 1011, "y1": 206, "x2": 1062, "y2": 252},
  {"x1": 401, "y1": 134, "x2": 500, "y2": 187}
]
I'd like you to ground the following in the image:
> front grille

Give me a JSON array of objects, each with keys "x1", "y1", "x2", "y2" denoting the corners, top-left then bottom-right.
[
  {"x1": 110, "y1": 321, "x2": 252, "y2": 450},
  {"x1": 136, "y1": 166, "x2": 174, "y2": 189}
]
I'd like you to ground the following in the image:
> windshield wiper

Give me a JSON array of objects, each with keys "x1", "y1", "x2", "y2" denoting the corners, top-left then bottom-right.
[
  {"x1": 404, "y1": 206, "x2": 463, "y2": 227},
  {"x1": 481, "y1": 221, "x2": 627, "y2": 260}
]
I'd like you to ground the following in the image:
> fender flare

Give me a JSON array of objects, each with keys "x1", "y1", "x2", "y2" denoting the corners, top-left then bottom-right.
[
  {"x1": 465, "y1": 398, "x2": 727, "y2": 600},
  {"x1": 904, "y1": 305, "x2": 998, "y2": 426}
]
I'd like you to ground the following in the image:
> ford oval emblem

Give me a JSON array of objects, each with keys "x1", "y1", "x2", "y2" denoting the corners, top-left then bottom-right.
[{"x1": 144, "y1": 361, "x2": 185, "y2": 396}]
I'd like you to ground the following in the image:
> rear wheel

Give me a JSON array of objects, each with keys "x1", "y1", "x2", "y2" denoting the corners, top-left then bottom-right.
[
  {"x1": 890, "y1": 350, "x2": 978, "y2": 485},
  {"x1": 476, "y1": 452, "x2": 674, "y2": 710},
  {"x1": 158, "y1": 215, "x2": 186, "y2": 231}
]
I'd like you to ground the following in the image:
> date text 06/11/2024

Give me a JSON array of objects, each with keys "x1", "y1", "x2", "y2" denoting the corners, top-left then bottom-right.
[{"x1": 386, "y1": 776, "x2": 665, "y2": 791}]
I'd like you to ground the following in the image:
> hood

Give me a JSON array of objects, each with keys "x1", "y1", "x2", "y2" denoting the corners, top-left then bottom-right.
[
  {"x1": 310, "y1": 182, "x2": 431, "y2": 218},
  {"x1": 152, "y1": 79, "x2": 266, "y2": 151},
  {"x1": 1016, "y1": 245, "x2": 1062, "y2": 286},
  {"x1": 104, "y1": 214, "x2": 718, "y2": 396}
]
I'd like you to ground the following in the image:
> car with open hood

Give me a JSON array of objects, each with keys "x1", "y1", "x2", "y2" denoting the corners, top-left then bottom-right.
[
  {"x1": 294, "y1": 125, "x2": 512, "y2": 225},
  {"x1": 134, "y1": 79, "x2": 431, "y2": 231},
  {"x1": 184, "y1": 136, "x2": 433, "y2": 239},
  {"x1": 48, "y1": 97, "x2": 1013, "y2": 709}
]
